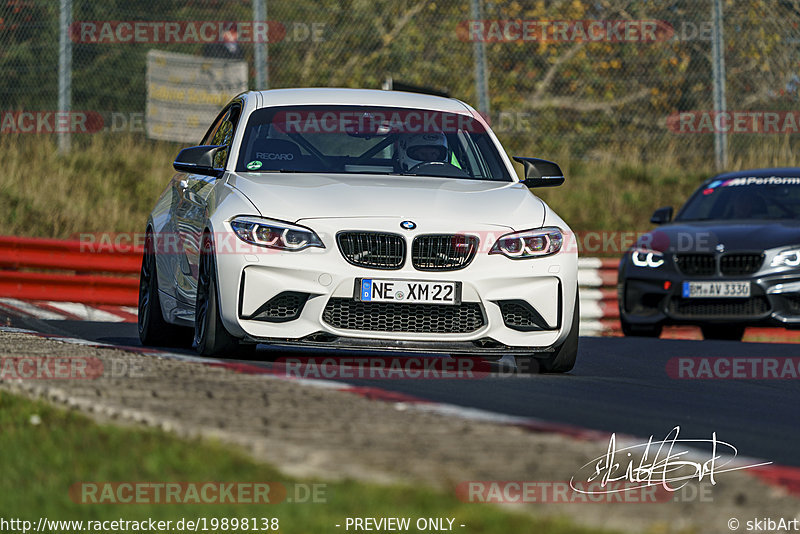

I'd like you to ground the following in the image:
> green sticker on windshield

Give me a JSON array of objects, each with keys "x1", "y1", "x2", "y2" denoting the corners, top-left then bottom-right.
[{"x1": 247, "y1": 160, "x2": 262, "y2": 170}]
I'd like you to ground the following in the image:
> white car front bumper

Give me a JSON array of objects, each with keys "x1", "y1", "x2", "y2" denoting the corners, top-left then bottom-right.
[{"x1": 214, "y1": 217, "x2": 578, "y2": 353}]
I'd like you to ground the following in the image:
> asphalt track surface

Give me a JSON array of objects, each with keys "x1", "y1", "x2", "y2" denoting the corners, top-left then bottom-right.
[{"x1": 5, "y1": 312, "x2": 800, "y2": 468}]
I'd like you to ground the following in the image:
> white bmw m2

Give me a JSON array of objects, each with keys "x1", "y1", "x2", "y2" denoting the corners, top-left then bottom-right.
[{"x1": 138, "y1": 88, "x2": 579, "y2": 372}]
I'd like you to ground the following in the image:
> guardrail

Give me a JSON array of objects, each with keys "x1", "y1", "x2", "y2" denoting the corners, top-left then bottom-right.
[
  {"x1": 0, "y1": 235, "x2": 622, "y2": 331},
  {"x1": 0, "y1": 236, "x2": 141, "y2": 306}
]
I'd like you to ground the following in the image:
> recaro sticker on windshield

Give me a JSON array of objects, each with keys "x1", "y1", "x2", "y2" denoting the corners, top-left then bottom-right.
[{"x1": 247, "y1": 160, "x2": 263, "y2": 170}]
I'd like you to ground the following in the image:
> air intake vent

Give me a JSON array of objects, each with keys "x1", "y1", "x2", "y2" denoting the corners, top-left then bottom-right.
[
  {"x1": 668, "y1": 296, "x2": 770, "y2": 318},
  {"x1": 246, "y1": 292, "x2": 309, "y2": 322},
  {"x1": 322, "y1": 298, "x2": 485, "y2": 333},
  {"x1": 497, "y1": 300, "x2": 552, "y2": 331}
]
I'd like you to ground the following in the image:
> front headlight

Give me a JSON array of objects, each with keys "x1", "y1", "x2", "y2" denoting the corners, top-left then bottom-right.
[
  {"x1": 489, "y1": 227, "x2": 563, "y2": 259},
  {"x1": 771, "y1": 249, "x2": 800, "y2": 268},
  {"x1": 631, "y1": 248, "x2": 664, "y2": 268},
  {"x1": 229, "y1": 216, "x2": 324, "y2": 251}
]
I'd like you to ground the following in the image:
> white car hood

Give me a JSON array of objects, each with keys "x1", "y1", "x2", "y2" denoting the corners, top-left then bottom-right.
[{"x1": 227, "y1": 172, "x2": 546, "y2": 230}]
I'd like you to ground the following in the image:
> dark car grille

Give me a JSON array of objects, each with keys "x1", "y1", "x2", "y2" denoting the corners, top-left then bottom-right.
[
  {"x1": 675, "y1": 254, "x2": 716, "y2": 276},
  {"x1": 674, "y1": 253, "x2": 765, "y2": 276},
  {"x1": 337, "y1": 232, "x2": 405, "y2": 270},
  {"x1": 720, "y1": 253, "x2": 764, "y2": 275},
  {"x1": 668, "y1": 296, "x2": 770, "y2": 318},
  {"x1": 322, "y1": 298, "x2": 485, "y2": 333},
  {"x1": 247, "y1": 292, "x2": 308, "y2": 322},
  {"x1": 412, "y1": 234, "x2": 479, "y2": 271}
]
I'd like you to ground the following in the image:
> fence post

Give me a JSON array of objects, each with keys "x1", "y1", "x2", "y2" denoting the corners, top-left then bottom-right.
[
  {"x1": 711, "y1": 0, "x2": 728, "y2": 170},
  {"x1": 253, "y1": 0, "x2": 268, "y2": 90},
  {"x1": 58, "y1": 0, "x2": 73, "y2": 154},
  {"x1": 470, "y1": 0, "x2": 490, "y2": 117}
]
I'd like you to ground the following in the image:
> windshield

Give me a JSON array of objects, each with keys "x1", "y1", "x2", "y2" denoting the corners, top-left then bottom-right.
[
  {"x1": 235, "y1": 105, "x2": 513, "y2": 181},
  {"x1": 675, "y1": 176, "x2": 800, "y2": 221}
]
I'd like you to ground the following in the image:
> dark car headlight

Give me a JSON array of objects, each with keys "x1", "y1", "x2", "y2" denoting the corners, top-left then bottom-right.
[
  {"x1": 489, "y1": 227, "x2": 563, "y2": 259},
  {"x1": 631, "y1": 248, "x2": 665, "y2": 268},
  {"x1": 771, "y1": 249, "x2": 800, "y2": 268},
  {"x1": 230, "y1": 216, "x2": 324, "y2": 251}
]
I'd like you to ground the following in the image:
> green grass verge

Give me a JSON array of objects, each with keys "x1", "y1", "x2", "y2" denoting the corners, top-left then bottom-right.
[
  {"x1": 0, "y1": 135, "x2": 180, "y2": 239},
  {"x1": 2, "y1": 133, "x2": 797, "y2": 239},
  {"x1": 0, "y1": 390, "x2": 616, "y2": 533}
]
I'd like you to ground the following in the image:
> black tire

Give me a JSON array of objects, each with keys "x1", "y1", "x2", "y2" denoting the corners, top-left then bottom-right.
[
  {"x1": 516, "y1": 292, "x2": 580, "y2": 374},
  {"x1": 620, "y1": 318, "x2": 663, "y2": 338},
  {"x1": 701, "y1": 324, "x2": 745, "y2": 341},
  {"x1": 138, "y1": 232, "x2": 192, "y2": 347},
  {"x1": 195, "y1": 233, "x2": 241, "y2": 356}
]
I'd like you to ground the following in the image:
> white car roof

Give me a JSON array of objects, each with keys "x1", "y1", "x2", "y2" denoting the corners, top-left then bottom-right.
[{"x1": 251, "y1": 88, "x2": 472, "y2": 113}]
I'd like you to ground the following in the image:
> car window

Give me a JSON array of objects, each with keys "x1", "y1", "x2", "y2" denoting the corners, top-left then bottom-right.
[
  {"x1": 200, "y1": 108, "x2": 229, "y2": 146},
  {"x1": 676, "y1": 177, "x2": 800, "y2": 221},
  {"x1": 200, "y1": 104, "x2": 241, "y2": 169},
  {"x1": 234, "y1": 105, "x2": 513, "y2": 181}
]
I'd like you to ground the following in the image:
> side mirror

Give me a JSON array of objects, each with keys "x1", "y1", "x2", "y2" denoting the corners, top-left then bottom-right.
[
  {"x1": 173, "y1": 145, "x2": 226, "y2": 177},
  {"x1": 650, "y1": 206, "x2": 673, "y2": 224},
  {"x1": 512, "y1": 157, "x2": 565, "y2": 187}
]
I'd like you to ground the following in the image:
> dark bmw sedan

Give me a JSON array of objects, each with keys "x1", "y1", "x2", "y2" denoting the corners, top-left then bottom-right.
[{"x1": 618, "y1": 168, "x2": 800, "y2": 341}]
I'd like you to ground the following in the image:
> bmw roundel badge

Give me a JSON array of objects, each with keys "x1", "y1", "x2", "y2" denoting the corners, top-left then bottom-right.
[{"x1": 400, "y1": 220, "x2": 417, "y2": 230}]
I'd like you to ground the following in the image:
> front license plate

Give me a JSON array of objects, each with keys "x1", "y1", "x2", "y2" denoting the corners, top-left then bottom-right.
[
  {"x1": 682, "y1": 281, "x2": 751, "y2": 298},
  {"x1": 356, "y1": 279, "x2": 461, "y2": 305}
]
